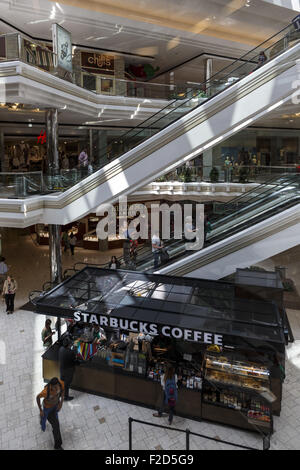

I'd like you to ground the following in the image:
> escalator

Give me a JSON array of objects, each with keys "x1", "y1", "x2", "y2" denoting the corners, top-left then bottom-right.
[
  {"x1": 2, "y1": 23, "x2": 300, "y2": 227},
  {"x1": 94, "y1": 173, "x2": 300, "y2": 279}
]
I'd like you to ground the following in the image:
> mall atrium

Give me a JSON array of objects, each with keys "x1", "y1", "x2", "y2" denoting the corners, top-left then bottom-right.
[{"x1": 0, "y1": 0, "x2": 300, "y2": 452}]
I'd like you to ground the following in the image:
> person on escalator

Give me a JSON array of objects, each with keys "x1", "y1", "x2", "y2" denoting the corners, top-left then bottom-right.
[
  {"x1": 255, "y1": 51, "x2": 267, "y2": 70},
  {"x1": 109, "y1": 256, "x2": 121, "y2": 269},
  {"x1": 204, "y1": 216, "x2": 212, "y2": 243},
  {"x1": 160, "y1": 241, "x2": 169, "y2": 265}
]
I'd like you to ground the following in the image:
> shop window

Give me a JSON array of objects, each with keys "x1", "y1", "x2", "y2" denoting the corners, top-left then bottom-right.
[
  {"x1": 83, "y1": 73, "x2": 97, "y2": 92},
  {"x1": 100, "y1": 77, "x2": 114, "y2": 94}
]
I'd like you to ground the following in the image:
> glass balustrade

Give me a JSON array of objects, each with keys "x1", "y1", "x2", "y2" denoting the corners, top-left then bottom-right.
[{"x1": 0, "y1": 23, "x2": 299, "y2": 197}]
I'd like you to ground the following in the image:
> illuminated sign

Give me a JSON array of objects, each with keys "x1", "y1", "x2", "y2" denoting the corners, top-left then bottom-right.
[
  {"x1": 37, "y1": 130, "x2": 46, "y2": 145},
  {"x1": 81, "y1": 52, "x2": 114, "y2": 73}
]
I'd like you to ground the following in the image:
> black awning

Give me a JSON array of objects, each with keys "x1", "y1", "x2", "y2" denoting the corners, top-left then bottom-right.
[{"x1": 35, "y1": 267, "x2": 285, "y2": 347}]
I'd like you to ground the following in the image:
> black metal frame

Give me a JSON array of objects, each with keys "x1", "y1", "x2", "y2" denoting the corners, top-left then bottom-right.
[{"x1": 128, "y1": 417, "x2": 271, "y2": 451}]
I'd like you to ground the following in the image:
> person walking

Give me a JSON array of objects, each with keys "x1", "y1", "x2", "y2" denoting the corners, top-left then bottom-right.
[
  {"x1": 36, "y1": 377, "x2": 64, "y2": 450},
  {"x1": 153, "y1": 365, "x2": 178, "y2": 425},
  {"x1": 78, "y1": 148, "x2": 89, "y2": 177},
  {"x1": 69, "y1": 233, "x2": 77, "y2": 256},
  {"x1": 62, "y1": 230, "x2": 70, "y2": 253},
  {"x1": 2, "y1": 275, "x2": 17, "y2": 314},
  {"x1": 41, "y1": 319, "x2": 55, "y2": 349},
  {"x1": 0, "y1": 256, "x2": 8, "y2": 288},
  {"x1": 59, "y1": 337, "x2": 79, "y2": 401}
]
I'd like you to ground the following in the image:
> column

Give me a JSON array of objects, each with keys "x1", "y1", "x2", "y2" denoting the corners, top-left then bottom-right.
[
  {"x1": 46, "y1": 109, "x2": 61, "y2": 338},
  {"x1": 96, "y1": 130, "x2": 108, "y2": 168},
  {"x1": 203, "y1": 149, "x2": 213, "y2": 181},
  {"x1": 46, "y1": 108, "x2": 59, "y2": 175},
  {"x1": 49, "y1": 224, "x2": 62, "y2": 339},
  {"x1": 89, "y1": 129, "x2": 93, "y2": 164},
  {"x1": 205, "y1": 58, "x2": 213, "y2": 97},
  {"x1": 0, "y1": 131, "x2": 4, "y2": 172},
  {"x1": 49, "y1": 225, "x2": 62, "y2": 284}
]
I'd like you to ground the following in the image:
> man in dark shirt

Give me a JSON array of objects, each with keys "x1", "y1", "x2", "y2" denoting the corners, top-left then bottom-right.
[{"x1": 58, "y1": 337, "x2": 79, "y2": 401}]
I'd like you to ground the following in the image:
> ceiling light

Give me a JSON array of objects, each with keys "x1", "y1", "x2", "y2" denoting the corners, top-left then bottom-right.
[
  {"x1": 56, "y1": 2, "x2": 64, "y2": 13},
  {"x1": 27, "y1": 19, "x2": 50, "y2": 25},
  {"x1": 50, "y1": 6, "x2": 56, "y2": 20}
]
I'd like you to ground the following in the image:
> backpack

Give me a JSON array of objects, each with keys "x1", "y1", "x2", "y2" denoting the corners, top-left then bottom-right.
[
  {"x1": 161, "y1": 248, "x2": 169, "y2": 263},
  {"x1": 165, "y1": 377, "x2": 177, "y2": 408}
]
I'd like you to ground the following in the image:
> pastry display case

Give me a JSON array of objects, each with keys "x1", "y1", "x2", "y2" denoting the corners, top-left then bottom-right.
[
  {"x1": 205, "y1": 355, "x2": 270, "y2": 392},
  {"x1": 202, "y1": 354, "x2": 273, "y2": 431}
]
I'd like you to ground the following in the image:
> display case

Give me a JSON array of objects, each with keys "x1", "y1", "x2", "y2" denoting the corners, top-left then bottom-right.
[
  {"x1": 205, "y1": 354, "x2": 270, "y2": 391},
  {"x1": 83, "y1": 230, "x2": 99, "y2": 250},
  {"x1": 83, "y1": 231, "x2": 124, "y2": 250},
  {"x1": 202, "y1": 354, "x2": 273, "y2": 432},
  {"x1": 36, "y1": 226, "x2": 49, "y2": 245}
]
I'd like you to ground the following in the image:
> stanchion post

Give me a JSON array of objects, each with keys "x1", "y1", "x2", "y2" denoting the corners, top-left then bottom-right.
[
  {"x1": 129, "y1": 417, "x2": 133, "y2": 450},
  {"x1": 186, "y1": 428, "x2": 190, "y2": 451},
  {"x1": 263, "y1": 434, "x2": 270, "y2": 451}
]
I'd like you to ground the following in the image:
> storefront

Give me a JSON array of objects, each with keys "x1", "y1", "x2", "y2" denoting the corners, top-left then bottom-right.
[
  {"x1": 209, "y1": 128, "x2": 300, "y2": 182},
  {"x1": 34, "y1": 268, "x2": 286, "y2": 435}
]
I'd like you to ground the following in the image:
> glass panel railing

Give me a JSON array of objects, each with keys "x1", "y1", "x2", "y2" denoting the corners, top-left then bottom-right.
[
  {"x1": 155, "y1": 165, "x2": 297, "y2": 184},
  {"x1": 120, "y1": 173, "x2": 300, "y2": 272},
  {"x1": 0, "y1": 23, "x2": 299, "y2": 198},
  {"x1": 0, "y1": 172, "x2": 44, "y2": 198},
  {"x1": 212, "y1": 172, "x2": 299, "y2": 215},
  {"x1": 59, "y1": 22, "x2": 300, "y2": 192},
  {"x1": 0, "y1": 33, "x2": 199, "y2": 101}
]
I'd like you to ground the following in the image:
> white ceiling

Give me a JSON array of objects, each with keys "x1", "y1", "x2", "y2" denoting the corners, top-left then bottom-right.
[{"x1": 0, "y1": 0, "x2": 298, "y2": 73}]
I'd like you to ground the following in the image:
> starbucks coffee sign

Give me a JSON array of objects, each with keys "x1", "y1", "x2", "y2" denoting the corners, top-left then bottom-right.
[{"x1": 73, "y1": 311, "x2": 223, "y2": 346}]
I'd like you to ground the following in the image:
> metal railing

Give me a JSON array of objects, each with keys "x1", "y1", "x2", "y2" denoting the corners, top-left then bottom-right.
[
  {"x1": 0, "y1": 24, "x2": 299, "y2": 197},
  {"x1": 155, "y1": 165, "x2": 298, "y2": 184},
  {"x1": 0, "y1": 32, "x2": 197, "y2": 101},
  {"x1": 128, "y1": 417, "x2": 271, "y2": 451}
]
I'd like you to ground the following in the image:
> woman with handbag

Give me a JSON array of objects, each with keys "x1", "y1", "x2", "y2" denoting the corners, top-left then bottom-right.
[{"x1": 2, "y1": 275, "x2": 17, "y2": 314}]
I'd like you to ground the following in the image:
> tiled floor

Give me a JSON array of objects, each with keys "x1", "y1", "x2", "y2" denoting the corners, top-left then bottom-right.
[{"x1": 0, "y1": 229, "x2": 300, "y2": 450}]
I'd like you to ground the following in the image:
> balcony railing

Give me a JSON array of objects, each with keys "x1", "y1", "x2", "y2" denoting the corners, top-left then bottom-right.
[
  {"x1": 0, "y1": 32, "x2": 203, "y2": 101},
  {"x1": 0, "y1": 166, "x2": 297, "y2": 199}
]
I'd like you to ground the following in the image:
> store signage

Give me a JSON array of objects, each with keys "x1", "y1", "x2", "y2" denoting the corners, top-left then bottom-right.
[
  {"x1": 52, "y1": 24, "x2": 72, "y2": 72},
  {"x1": 73, "y1": 311, "x2": 223, "y2": 346},
  {"x1": 37, "y1": 130, "x2": 46, "y2": 145},
  {"x1": 81, "y1": 52, "x2": 114, "y2": 73}
]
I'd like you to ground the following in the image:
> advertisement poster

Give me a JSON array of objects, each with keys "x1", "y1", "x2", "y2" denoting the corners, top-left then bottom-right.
[{"x1": 52, "y1": 23, "x2": 72, "y2": 72}]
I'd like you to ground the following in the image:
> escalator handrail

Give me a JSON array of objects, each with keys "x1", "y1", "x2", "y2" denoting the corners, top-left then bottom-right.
[
  {"x1": 210, "y1": 173, "x2": 300, "y2": 219},
  {"x1": 45, "y1": 22, "x2": 297, "y2": 195}
]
